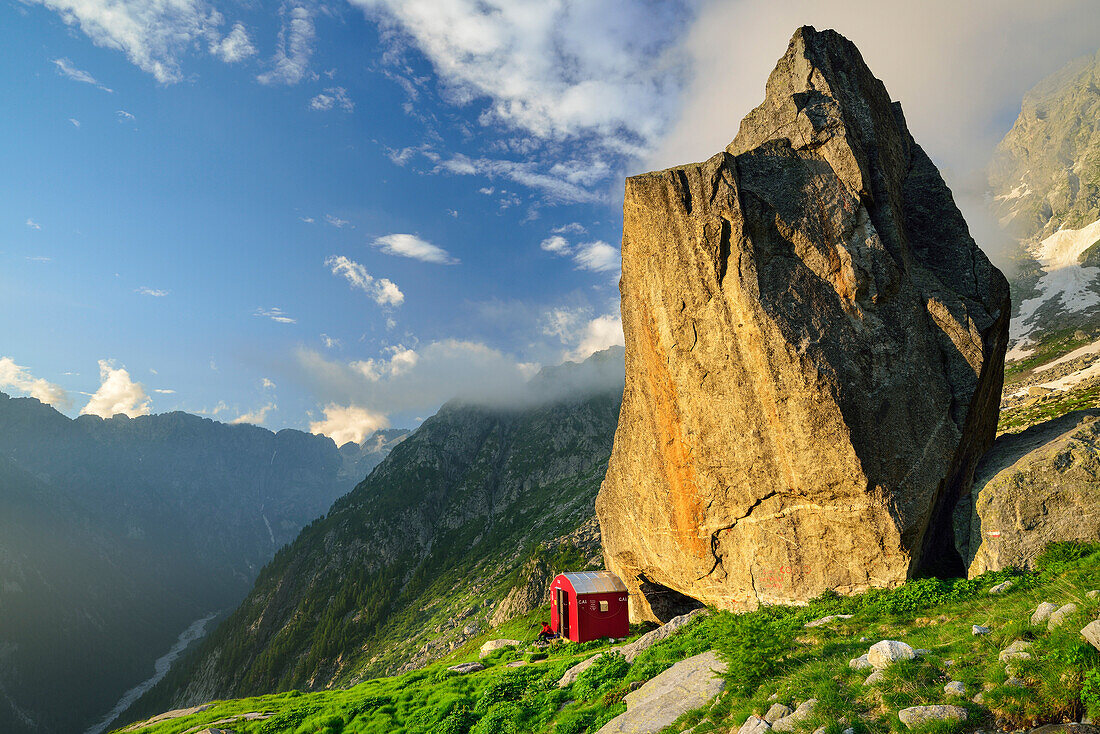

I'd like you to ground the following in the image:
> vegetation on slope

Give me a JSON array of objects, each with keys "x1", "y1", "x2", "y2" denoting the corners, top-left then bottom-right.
[{"x1": 117, "y1": 542, "x2": 1100, "y2": 734}]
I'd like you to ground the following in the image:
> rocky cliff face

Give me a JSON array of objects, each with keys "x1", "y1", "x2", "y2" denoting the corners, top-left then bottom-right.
[
  {"x1": 596, "y1": 26, "x2": 1010, "y2": 621},
  {"x1": 955, "y1": 408, "x2": 1100, "y2": 575},
  {"x1": 0, "y1": 395, "x2": 404, "y2": 734},
  {"x1": 124, "y1": 350, "x2": 623, "y2": 720},
  {"x1": 989, "y1": 49, "x2": 1100, "y2": 357}
]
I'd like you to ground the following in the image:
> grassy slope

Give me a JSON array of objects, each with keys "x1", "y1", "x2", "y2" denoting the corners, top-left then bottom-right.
[{"x1": 115, "y1": 544, "x2": 1100, "y2": 734}]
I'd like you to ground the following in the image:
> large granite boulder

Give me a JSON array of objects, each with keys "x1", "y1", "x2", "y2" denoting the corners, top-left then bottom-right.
[
  {"x1": 596, "y1": 25, "x2": 1009, "y2": 620},
  {"x1": 955, "y1": 409, "x2": 1100, "y2": 576}
]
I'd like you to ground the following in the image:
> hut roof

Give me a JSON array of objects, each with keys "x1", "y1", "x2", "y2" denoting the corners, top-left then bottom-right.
[{"x1": 560, "y1": 571, "x2": 627, "y2": 595}]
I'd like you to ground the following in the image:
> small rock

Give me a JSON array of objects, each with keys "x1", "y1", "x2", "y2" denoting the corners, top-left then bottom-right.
[
  {"x1": 764, "y1": 704, "x2": 793, "y2": 724},
  {"x1": 479, "y1": 638, "x2": 521, "y2": 658},
  {"x1": 1082, "y1": 620, "x2": 1100, "y2": 651},
  {"x1": 812, "y1": 728, "x2": 826, "y2": 734},
  {"x1": 804, "y1": 614, "x2": 854, "y2": 628},
  {"x1": 989, "y1": 580, "x2": 1014, "y2": 594},
  {"x1": 849, "y1": 654, "x2": 872, "y2": 670},
  {"x1": 868, "y1": 640, "x2": 915, "y2": 668},
  {"x1": 998, "y1": 639, "x2": 1033, "y2": 664},
  {"x1": 973, "y1": 625, "x2": 991, "y2": 635},
  {"x1": 738, "y1": 715, "x2": 772, "y2": 734},
  {"x1": 557, "y1": 653, "x2": 603, "y2": 688},
  {"x1": 898, "y1": 705, "x2": 968, "y2": 728},
  {"x1": 972, "y1": 692, "x2": 984, "y2": 704},
  {"x1": 859, "y1": 636, "x2": 869, "y2": 642},
  {"x1": 1087, "y1": 590, "x2": 1099, "y2": 600},
  {"x1": 945, "y1": 681, "x2": 966, "y2": 697},
  {"x1": 447, "y1": 662, "x2": 485, "y2": 674},
  {"x1": 914, "y1": 649, "x2": 931, "y2": 656},
  {"x1": 768, "y1": 693, "x2": 779, "y2": 701},
  {"x1": 1032, "y1": 602, "x2": 1059, "y2": 626},
  {"x1": 944, "y1": 659, "x2": 955, "y2": 666},
  {"x1": 505, "y1": 660, "x2": 527, "y2": 667},
  {"x1": 864, "y1": 669, "x2": 885, "y2": 686},
  {"x1": 842, "y1": 729, "x2": 854, "y2": 734},
  {"x1": 1049, "y1": 603, "x2": 1079, "y2": 630},
  {"x1": 772, "y1": 700, "x2": 816, "y2": 732},
  {"x1": 1005, "y1": 677, "x2": 1026, "y2": 688}
]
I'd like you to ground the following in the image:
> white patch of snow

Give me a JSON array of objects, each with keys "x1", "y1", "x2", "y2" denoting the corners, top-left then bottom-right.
[
  {"x1": 1040, "y1": 360, "x2": 1100, "y2": 392},
  {"x1": 994, "y1": 181, "x2": 1031, "y2": 202},
  {"x1": 263, "y1": 514, "x2": 276, "y2": 546},
  {"x1": 1033, "y1": 338, "x2": 1100, "y2": 373},
  {"x1": 1008, "y1": 216, "x2": 1100, "y2": 351}
]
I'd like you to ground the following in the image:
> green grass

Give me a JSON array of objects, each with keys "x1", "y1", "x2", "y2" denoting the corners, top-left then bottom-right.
[
  {"x1": 997, "y1": 382, "x2": 1100, "y2": 434},
  {"x1": 116, "y1": 544, "x2": 1100, "y2": 734}
]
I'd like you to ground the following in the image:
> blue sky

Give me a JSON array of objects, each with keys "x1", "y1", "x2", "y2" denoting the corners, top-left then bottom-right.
[{"x1": 3, "y1": 0, "x2": 1099, "y2": 443}]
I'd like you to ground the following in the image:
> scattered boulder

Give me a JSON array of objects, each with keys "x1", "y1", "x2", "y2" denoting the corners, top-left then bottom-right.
[
  {"x1": 1082, "y1": 620, "x2": 1100, "y2": 650},
  {"x1": 764, "y1": 704, "x2": 793, "y2": 723},
  {"x1": 805, "y1": 614, "x2": 853, "y2": 628},
  {"x1": 479, "y1": 638, "x2": 522, "y2": 658},
  {"x1": 1088, "y1": 590, "x2": 1099, "y2": 600},
  {"x1": 1032, "y1": 602, "x2": 1060, "y2": 626},
  {"x1": 957, "y1": 410, "x2": 1100, "y2": 576},
  {"x1": 945, "y1": 681, "x2": 966, "y2": 697},
  {"x1": 505, "y1": 660, "x2": 527, "y2": 668},
  {"x1": 738, "y1": 716, "x2": 772, "y2": 734},
  {"x1": 1006, "y1": 677, "x2": 1027, "y2": 688},
  {"x1": 868, "y1": 640, "x2": 916, "y2": 669},
  {"x1": 999, "y1": 640, "x2": 1033, "y2": 664},
  {"x1": 596, "y1": 25, "x2": 1009, "y2": 618},
  {"x1": 973, "y1": 625, "x2": 991, "y2": 635},
  {"x1": 772, "y1": 700, "x2": 817, "y2": 732},
  {"x1": 898, "y1": 705, "x2": 968, "y2": 728},
  {"x1": 1048, "y1": 603, "x2": 1079, "y2": 630},
  {"x1": 864, "y1": 669, "x2": 885, "y2": 686},
  {"x1": 447, "y1": 662, "x2": 485, "y2": 674},
  {"x1": 558, "y1": 654, "x2": 604, "y2": 688},
  {"x1": 989, "y1": 580, "x2": 1015, "y2": 594},
  {"x1": 620, "y1": 609, "x2": 709, "y2": 662},
  {"x1": 1028, "y1": 725, "x2": 1100, "y2": 734},
  {"x1": 596, "y1": 651, "x2": 727, "y2": 734},
  {"x1": 849, "y1": 654, "x2": 873, "y2": 670}
]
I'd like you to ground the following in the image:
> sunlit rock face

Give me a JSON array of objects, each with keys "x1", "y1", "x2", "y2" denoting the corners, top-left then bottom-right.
[{"x1": 596, "y1": 26, "x2": 1010, "y2": 621}]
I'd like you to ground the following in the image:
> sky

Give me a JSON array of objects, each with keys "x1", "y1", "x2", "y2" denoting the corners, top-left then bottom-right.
[{"x1": 3, "y1": 0, "x2": 1099, "y2": 444}]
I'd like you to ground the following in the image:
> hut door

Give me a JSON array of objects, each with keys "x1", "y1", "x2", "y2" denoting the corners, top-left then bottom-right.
[{"x1": 556, "y1": 588, "x2": 570, "y2": 638}]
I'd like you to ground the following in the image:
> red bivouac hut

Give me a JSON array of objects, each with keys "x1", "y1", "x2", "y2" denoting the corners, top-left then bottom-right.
[{"x1": 549, "y1": 571, "x2": 629, "y2": 643}]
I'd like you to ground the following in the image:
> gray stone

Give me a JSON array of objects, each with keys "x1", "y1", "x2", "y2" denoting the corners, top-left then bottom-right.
[
  {"x1": 973, "y1": 625, "x2": 991, "y2": 635},
  {"x1": 479, "y1": 638, "x2": 522, "y2": 658},
  {"x1": 989, "y1": 580, "x2": 1015, "y2": 594},
  {"x1": 972, "y1": 692, "x2": 984, "y2": 704},
  {"x1": 898, "y1": 705, "x2": 968, "y2": 728},
  {"x1": 505, "y1": 660, "x2": 527, "y2": 667},
  {"x1": 446, "y1": 662, "x2": 485, "y2": 674},
  {"x1": 1082, "y1": 620, "x2": 1100, "y2": 650},
  {"x1": 764, "y1": 704, "x2": 793, "y2": 724},
  {"x1": 772, "y1": 700, "x2": 817, "y2": 733},
  {"x1": 849, "y1": 654, "x2": 872, "y2": 670},
  {"x1": 1032, "y1": 602, "x2": 1060, "y2": 625},
  {"x1": 868, "y1": 640, "x2": 915, "y2": 668},
  {"x1": 1088, "y1": 590, "x2": 1099, "y2": 600},
  {"x1": 558, "y1": 653, "x2": 604, "y2": 688},
  {"x1": 998, "y1": 639, "x2": 1033, "y2": 664},
  {"x1": 619, "y1": 609, "x2": 709, "y2": 663},
  {"x1": 864, "y1": 669, "x2": 885, "y2": 686},
  {"x1": 1006, "y1": 677, "x2": 1027, "y2": 687},
  {"x1": 598, "y1": 651, "x2": 728, "y2": 734},
  {"x1": 1049, "y1": 603, "x2": 1079, "y2": 630},
  {"x1": 945, "y1": 681, "x2": 966, "y2": 697},
  {"x1": 738, "y1": 716, "x2": 772, "y2": 734},
  {"x1": 804, "y1": 614, "x2": 853, "y2": 628},
  {"x1": 1027, "y1": 726, "x2": 1100, "y2": 734}
]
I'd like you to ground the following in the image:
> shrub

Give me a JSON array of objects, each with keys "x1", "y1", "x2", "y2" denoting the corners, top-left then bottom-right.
[
  {"x1": 573, "y1": 652, "x2": 630, "y2": 700},
  {"x1": 712, "y1": 611, "x2": 797, "y2": 695}
]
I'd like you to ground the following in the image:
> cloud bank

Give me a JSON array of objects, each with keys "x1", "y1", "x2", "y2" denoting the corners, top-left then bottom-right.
[
  {"x1": 0, "y1": 357, "x2": 71, "y2": 407},
  {"x1": 80, "y1": 360, "x2": 151, "y2": 418}
]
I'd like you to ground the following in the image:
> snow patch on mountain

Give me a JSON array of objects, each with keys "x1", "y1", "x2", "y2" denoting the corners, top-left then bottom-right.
[{"x1": 1008, "y1": 216, "x2": 1100, "y2": 359}]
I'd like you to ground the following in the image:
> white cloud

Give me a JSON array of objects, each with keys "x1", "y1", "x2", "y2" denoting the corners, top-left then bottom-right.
[
  {"x1": 80, "y1": 360, "x2": 151, "y2": 418},
  {"x1": 25, "y1": 256, "x2": 52, "y2": 262},
  {"x1": 552, "y1": 222, "x2": 586, "y2": 235},
  {"x1": 299, "y1": 216, "x2": 315, "y2": 223},
  {"x1": 309, "y1": 86, "x2": 354, "y2": 111},
  {"x1": 351, "y1": 344, "x2": 418, "y2": 381},
  {"x1": 351, "y1": 0, "x2": 690, "y2": 152},
  {"x1": 262, "y1": 377, "x2": 276, "y2": 390},
  {"x1": 33, "y1": 0, "x2": 250, "y2": 83},
  {"x1": 540, "y1": 235, "x2": 571, "y2": 255},
  {"x1": 257, "y1": 3, "x2": 316, "y2": 85},
  {"x1": 478, "y1": 186, "x2": 494, "y2": 195},
  {"x1": 136, "y1": 286, "x2": 168, "y2": 297},
  {"x1": 564, "y1": 313, "x2": 624, "y2": 362},
  {"x1": 254, "y1": 306, "x2": 297, "y2": 323},
  {"x1": 572, "y1": 240, "x2": 619, "y2": 273},
  {"x1": 25, "y1": 219, "x2": 41, "y2": 230},
  {"x1": 154, "y1": 388, "x2": 175, "y2": 393},
  {"x1": 320, "y1": 333, "x2": 341, "y2": 348},
  {"x1": 371, "y1": 233, "x2": 458, "y2": 264},
  {"x1": 438, "y1": 155, "x2": 601, "y2": 203},
  {"x1": 0, "y1": 357, "x2": 71, "y2": 407},
  {"x1": 69, "y1": 118, "x2": 81, "y2": 128},
  {"x1": 309, "y1": 403, "x2": 389, "y2": 445},
  {"x1": 232, "y1": 401, "x2": 276, "y2": 425},
  {"x1": 210, "y1": 21, "x2": 255, "y2": 63},
  {"x1": 51, "y1": 57, "x2": 113, "y2": 91},
  {"x1": 116, "y1": 110, "x2": 136, "y2": 122},
  {"x1": 325, "y1": 255, "x2": 405, "y2": 307},
  {"x1": 324, "y1": 213, "x2": 350, "y2": 228}
]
